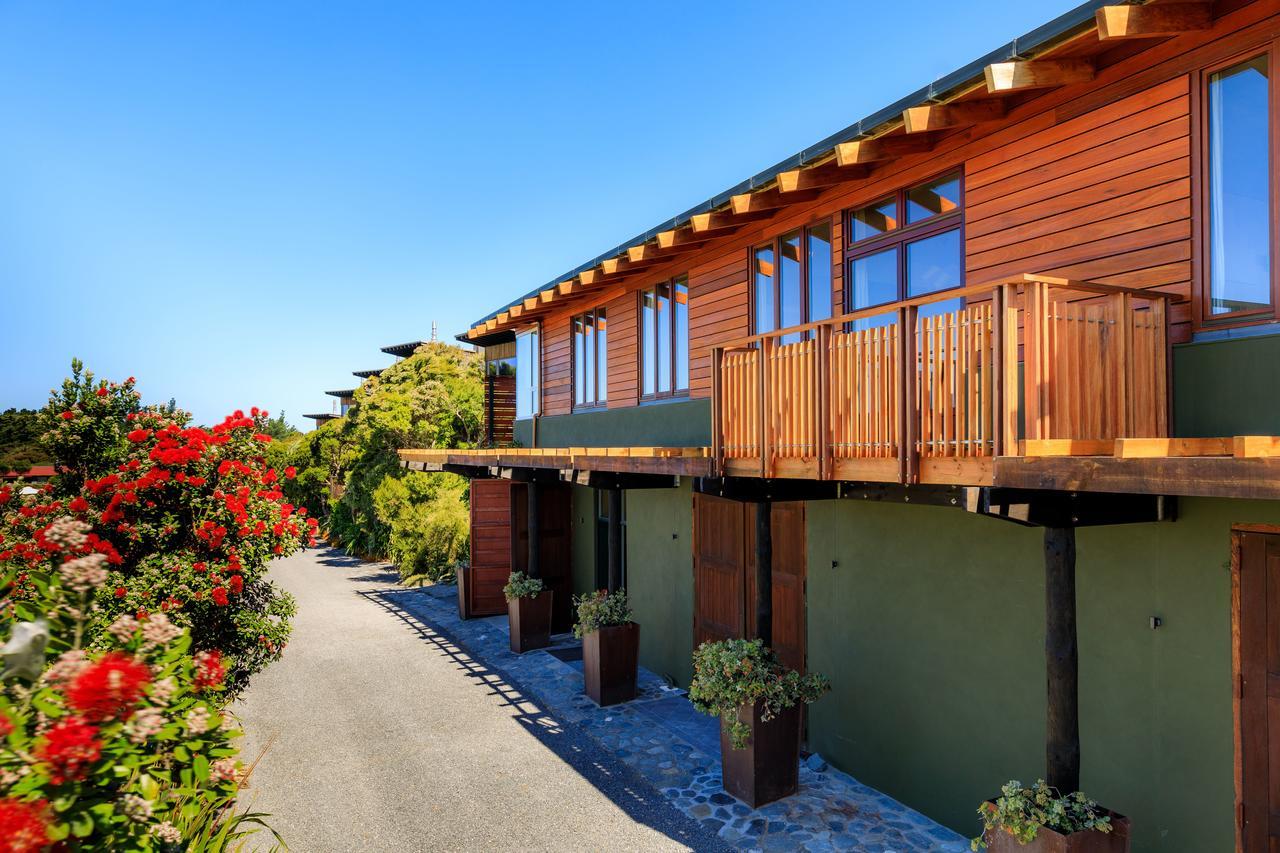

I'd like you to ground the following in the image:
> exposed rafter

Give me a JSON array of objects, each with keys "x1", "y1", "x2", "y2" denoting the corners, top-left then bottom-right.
[
  {"x1": 690, "y1": 208, "x2": 775, "y2": 233},
  {"x1": 1095, "y1": 2, "x2": 1211, "y2": 40},
  {"x1": 600, "y1": 255, "x2": 657, "y2": 276},
  {"x1": 834, "y1": 134, "x2": 936, "y2": 166},
  {"x1": 984, "y1": 58, "x2": 1094, "y2": 93},
  {"x1": 902, "y1": 99, "x2": 1006, "y2": 133},
  {"x1": 655, "y1": 228, "x2": 711, "y2": 251},
  {"x1": 777, "y1": 162, "x2": 869, "y2": 193},
  {"x1": 730, "y1": 187, "x2": 821, "y2": 214}
]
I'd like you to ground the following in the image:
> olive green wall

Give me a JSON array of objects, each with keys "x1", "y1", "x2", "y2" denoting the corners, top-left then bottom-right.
[
  {"x1": 513, "y1": 398, "x2": 711, "y2": 448},
  {"x1": 806, "y1": 496, "x2": 1280, "y2": 852},
  {"x1": 624, "y1": 480, "x2": 695, "y2": 688},
  {"x1": 1174, "y1": 334, "x2": 1280, "y2": 436},
  {"x1": 569, "y1": 484, "x2": 597, "y2": 598}
]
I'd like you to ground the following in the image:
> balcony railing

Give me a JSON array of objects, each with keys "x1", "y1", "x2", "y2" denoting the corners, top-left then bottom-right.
[{"x1": 710, "y1": 275, "x2": 1172, "y2": 483}]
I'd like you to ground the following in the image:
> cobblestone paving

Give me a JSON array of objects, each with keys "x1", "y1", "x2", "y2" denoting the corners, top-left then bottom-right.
[{"x1": 374, "y1": 583, "x2": 967, "y2": 853}]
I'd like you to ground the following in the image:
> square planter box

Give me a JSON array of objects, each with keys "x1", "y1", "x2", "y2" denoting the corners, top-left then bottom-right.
[
  {"x1": 508, "y1": 590, "x2": 553, "y2": 654},
  {"x1": 582, "y1": 622, "x2": 639, "y2": 706},
  {"x1": 980, "y1": 806, "x2": 1130, "y2": 853},
  {"x1": 719, "y1": 701, "x2": 802, "y2": 808}
]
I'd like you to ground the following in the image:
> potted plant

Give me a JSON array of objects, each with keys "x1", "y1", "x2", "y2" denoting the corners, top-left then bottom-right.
[
  {"x1": 688, "y1": 638, "x2": 829, "y2": 808},
  {"x1": 504, "y1": 571, "x2": 552, "y2": 654},
  {"x1": 972, "y1": 780, "x2": 1129, "y2": 852},
  {"x1": 573, "y1": 589, "x2": 639, "y2": 706}
]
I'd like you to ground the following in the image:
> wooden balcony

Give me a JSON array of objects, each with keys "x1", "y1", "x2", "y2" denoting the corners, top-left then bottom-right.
[{"x1": 711, "y1": 275, "x2": 1172, "y2": 485}]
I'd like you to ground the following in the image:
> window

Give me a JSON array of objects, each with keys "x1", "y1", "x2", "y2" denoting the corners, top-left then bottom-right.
[
  {"x1": 845, "y1": 173, "x2": 963, "y2": 327},
  {"x1": 1204, "y1": 53, "x2": 1273, "y2": 321},
  {"x1": 515, "y1": 327, "x2": 540, "y2": 419},
  {"x1": 572, "y1": 307, "x2": 607, "y2": 408},
  {"x1": 751, "y1": 221, "x2": 834, "y2": 343},
  {"x1": 594, "y1": 489, "x2": 626, "y2": 590},
  {"x1": 640, "y1": 276, "x2": 689, "y2": 399}
]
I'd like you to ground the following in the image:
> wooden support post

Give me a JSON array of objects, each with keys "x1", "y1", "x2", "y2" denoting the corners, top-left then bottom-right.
[
  {"x1": 755, "y1": 501, "x2": 773, "y2": 648},
  {"x1": 1045, "y1": 525, "x2": 1080, "y2": 793},
  {"x1": 527, "y1": 480, "x2": 540, "y2": 580},
  {"x1": 607, "y1": 486, "x2": 623, "y2": 593}
]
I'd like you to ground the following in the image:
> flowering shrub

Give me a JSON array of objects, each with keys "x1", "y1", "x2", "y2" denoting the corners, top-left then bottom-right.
[
  {"x1": 572, "y1": 589, "x2": 632, "y2": 639},
  {"x1": 971, "y1": 780, "x2": 1113, "y2": 850},
  {"x1": 502, "y1": 572, "x2": 544, "y2": 602},
  {"x1": 688, "y1": 639, "x2": 829, "y2": 749}
]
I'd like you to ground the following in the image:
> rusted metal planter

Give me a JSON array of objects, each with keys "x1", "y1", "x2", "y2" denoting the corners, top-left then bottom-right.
[
  {"x1": 582, "y1": 622, "x2": 639, "y2": 706},
  {"x1": 719, "y1": 701, "x2": 801, "y2": 808},
  {"x1": 980, "y1": 806, "x2": 1130, "y2": 853},
  {"x1": 508, "y1": 590, "x2": 553, "y2": 654}
]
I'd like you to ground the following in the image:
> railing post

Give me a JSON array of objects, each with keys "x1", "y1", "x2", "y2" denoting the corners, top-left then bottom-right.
[
  {"x1": 711, "y1": 347, "x2": 724, "y2": 475},
  {"x1": 816, "y1": 325, "x2": 831, "y2": 479},
  {"x1": 899, "y1": 305, "x2": 918, "y2": 484},
  {"x1": 991, "y1": 287, "x2": 1005, "y2": 458},
  {"x1": 1118, "y1": 291, "x2": 1133, "y2": 438},
  {"x1": 759, "y1": 337, "x2": 773, "y2": 479},
  {"x1": 1023, "y1": 280, "x2": 1043, "y2": 441}
]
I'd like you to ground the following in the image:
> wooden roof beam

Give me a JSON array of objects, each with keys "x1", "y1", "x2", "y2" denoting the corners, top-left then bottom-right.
[
  {"x1": 523, "y1": 296, "x2": 538, "y2": 311},
  {"x1": 539, "y1": 288, "x2": 556, "y2": 303},
  {"x1": 578, "y1": 269, "x2": 598, "y2": 287},
  {"x1": 556, "y1": 279, "x2": 576, "y2": 297},
  {"x1": 655, "y1": 228, "x2": 712, "y2": 251},
  {"x1": 834, "y1": 134, "x2": 936, "y2": 166},
  {"x1": 985, "y1": 59, "x2": 1094, "y2": 93},
  {"x1": 1096, "y1": 2, "x2": 1211, "y2": 40},
  {"x1": 690, "y1": 208, "x2": 775, "y2": 233},
  {"x1": 730, "y1": 187, "x2": 820, "y2": 214},
  {"x1": 777, "y1": 163, "x2": 869, "y2": 193},
  {"x1": 600, "y1": 255, "x2": 659, "y2": 277},
  {"x1": 902, "y1": 99, "x2": 1006, "y2": 133}
]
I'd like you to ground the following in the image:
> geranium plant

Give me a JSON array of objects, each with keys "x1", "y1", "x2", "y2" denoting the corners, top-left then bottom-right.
[
  {"x1": 572, "y1": 589, "x2": 631, "y2": 639},
  {"x1": 972, "y1": 779, "x2": 1113, "y2": 850},
  {"x1": 502, "y1": 572, "x2": 543, "y2": 602},
  {"x1": 688, "y1": 638, "x2": 829, "y2": 749}
]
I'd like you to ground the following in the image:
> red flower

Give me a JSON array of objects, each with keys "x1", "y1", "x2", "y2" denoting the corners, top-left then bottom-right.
[
  {"x1": 95, "y1": 387, "x2": 108, "y2": 397},
  {"x1": 228, "y1": 575, "x2": 244, "y2": 594},
  {"x1": 59, "y1": 411, "x2": 74, "y2": 420},
  {"x1": 284, "y1": 466, "x2": 297, "y2": 479},
  {"x1": 114, "y1": 586, "x2": 127, "y2": 599},
  {"x1": 0, "y1": 798, "x2": 50, "y2": 853},
  {"x1": 126, "y1": 429, "x2": 150, "y2": 443},
  {"x1": 211, "y1": 586, "x2": 230, "y2": 607},
  {"x1": 0, "y1": 711, "x2": 12, "y2": 738},
  {"x1": 36, "y1": 717, "x2": 102, "y2": 784},
  {"x1": 68, "y1": 497, "x2": 89, "y2": 513},
  {"x1": 193, "y1": 650, "x2": 226, "y2": 692},
  {"x1": 66, "y1": 653, "x2": 152, "y2": 721}
]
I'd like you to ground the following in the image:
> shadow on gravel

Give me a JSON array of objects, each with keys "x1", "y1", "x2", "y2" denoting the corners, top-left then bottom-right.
[{"x1": 358, "y1": 586, "x2": 728, "y2": 853}]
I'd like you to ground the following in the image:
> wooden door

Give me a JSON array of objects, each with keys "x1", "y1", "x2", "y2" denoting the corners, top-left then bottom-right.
[
  {"x1": 1236, "y1": 529, "x2": 1280, "y2": 852},
  {"x1": 512, "y1": 481, "x2": 574, "y2": 634},
  {"x1": 467, "y1": 479, "x2": 514, "y2": 617},
  {"x1": 693, "y1": 494, "x2": 806, "y2": 673}
]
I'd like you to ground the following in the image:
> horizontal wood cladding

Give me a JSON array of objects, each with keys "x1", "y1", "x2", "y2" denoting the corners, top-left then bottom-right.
[{"x1": 526, "y1": 1, "x2": 1274, "y2": 415}]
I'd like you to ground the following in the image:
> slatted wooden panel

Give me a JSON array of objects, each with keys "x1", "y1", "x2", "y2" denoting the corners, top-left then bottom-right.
[
  {"x1": 719, "y1": 348, "x2": 759, "y2": 460},
  {"x1": 692, "y1": 493, "x2": 747, "y2": 650},
  {"x1": 918, "y1": 304, "x2": 995, "y2": 459},
  {"x1": 767, "y1": 338, "x2": 819, "y2": 464},
  {"x1": 746, "y1": 501, "x2": 806, "y2": 674},
  {"x1": 484, "y1": 375, "x2": 516, "y2": 446},
  {"x1": 542, "y1": 311, "x2": 573, "y2": 416},
  {"x1": 829, "y1": 325, "x2": 900, "y2": 461},
  {"x1": 467, "y1": 479, "x2": 515, "y2": 618},
  {"x1": 605, "y1": 289, "x2": 639, "y2": 408}
]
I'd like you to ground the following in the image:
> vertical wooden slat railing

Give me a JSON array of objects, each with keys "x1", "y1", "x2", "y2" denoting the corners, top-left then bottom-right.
[{"x1": 710, "y1": 274, "x2": 1173, "y2": 482}]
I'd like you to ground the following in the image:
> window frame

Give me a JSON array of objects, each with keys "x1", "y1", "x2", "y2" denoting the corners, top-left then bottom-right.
[
  {"x1": 749, "y1": 218, "x2": 837, "y2": 337},
  {"x1": 842, "y1": 171, "x2": 965, "y2": 313},
  {"x1": 638, "y1": 275, "x2": 690, "y2": 402},
  {"x1": 1192, "y1": 43, "x2": 1280, "y2": 331},
  {"x1": 514, "y1": 325, "x2": 541, "y2": 420},
  {"x1": 570, "y1": 306, "x2": 608, "y2": 411}
]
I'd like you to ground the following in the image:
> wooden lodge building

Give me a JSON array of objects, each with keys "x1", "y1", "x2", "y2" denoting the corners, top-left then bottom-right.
[{"x1": 401, "y1": 1, "x2": 1280, "y2": 848}]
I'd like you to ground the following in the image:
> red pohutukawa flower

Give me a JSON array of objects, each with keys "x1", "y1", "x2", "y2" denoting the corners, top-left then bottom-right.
[
  {"x1": 59, "y1": 411, "x2": 74, "y2": 420},
  {"x1": 0, "y1": 710, "x2": 12, "y2": 737},
  {"x1": 284, "y1": 466, "x2": 297, "y2": 479},
  {"x1": 211, "y1": 586, "x2": 230, "y2": 607},
  {"x1": 0, "y1": 798, "x2": 51, "y2": 853},
  {"x1": 193, "y1": 650, "x2": 226, "y2": 692},
  {"x1": 36, "y1": 717, "x2": 102, "y2": 785},
  {"x1": 65, "y1": 653, "x2": 152, "y2": 721},
  {"x1": 126, "y1": 429, "x2": 150, "y2": 443}
]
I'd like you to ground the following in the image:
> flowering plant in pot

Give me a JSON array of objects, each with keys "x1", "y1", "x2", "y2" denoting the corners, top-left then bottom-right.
[
  {"x1": 573, "y1": 590, "x2": 638, "y2": 706},
  {"x1": 503, "y1": 572, "x2": 552, "y2": 654},
  {"x1": 972, "y1": 780, "x2": 1128, "y2": 852},
  {"x1": 689, "y1": 638, "x2": 829, "y2": 807}
]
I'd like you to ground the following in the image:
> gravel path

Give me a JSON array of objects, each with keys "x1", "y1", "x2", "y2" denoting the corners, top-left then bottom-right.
[{"x1": 234, "y1": 547, "x2": 712, "y2": 852}]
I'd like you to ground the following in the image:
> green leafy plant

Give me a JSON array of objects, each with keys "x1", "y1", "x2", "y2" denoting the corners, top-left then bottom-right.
[
  {"x1": 688, "y1": 638, "x2": 830, "y2": 749},
  {"x1": 572, "y1": 589, "x2": 632, "y2": 639},
  {"x1": 971, "y1": 779, "x2": 1113, "y2": 850},
  {"x1": 502, "y1": 572, "x2": 544, "y2": 602}
]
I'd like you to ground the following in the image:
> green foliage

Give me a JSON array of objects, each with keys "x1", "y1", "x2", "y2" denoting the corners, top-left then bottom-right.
[
  {"x1": 572, "y1": 589, "x2": 633, "y2": 639},
  {"x1": 38, "y1": 360, "x2": 141, "y2": 493},
  {"x1": 258, "y1": 411, "x2": 299, "y2": 442},
  {"x1": 371, "y1": 471, "x2": 469, "y2": 584},
  {"x1": 503, "y1": 572, "x2": 544, "y2": 601},
  {"x1": 972, "y1": 780, "x2": 1113, "y2": 850},
  {"x1": 688, "y1": 638, "x2": 830, "y2": 749},
  {"x1": 0, "y1": 407, "x2": 46, "y2": 472}
]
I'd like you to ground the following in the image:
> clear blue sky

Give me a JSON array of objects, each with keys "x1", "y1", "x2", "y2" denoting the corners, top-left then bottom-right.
[{"x1": 0, "y1": 0, "x2": 1071, "y2": 428}]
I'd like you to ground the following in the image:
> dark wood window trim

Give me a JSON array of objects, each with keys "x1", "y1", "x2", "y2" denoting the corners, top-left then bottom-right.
[
  {"x1": 841, "y1": 171, "x2": 965, "y2": 313},
  {"x1": 749, "y1": 218, "x2": 836, "y2": 338},
  {"x1": 1192, "y1": 43, "x2": 1280, "y2": 333},
  {"x1": 639, "y1": 275, "x2": 690, "y2": 401},
  {"x1": 571, "y1": 307, "x2": 607, "y2": 411}
]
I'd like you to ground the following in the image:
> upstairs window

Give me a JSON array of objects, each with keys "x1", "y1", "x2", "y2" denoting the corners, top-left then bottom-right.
[
  {"x1": 573, "y1": 307, "x2": 608, "y2": 409},
  {"x1": 1204, "y1": 53, "x2": 1273, "y2": 321},
  {"x1": 846, "y1": 173, "x2": 963, "y2": 326},
  {"x1": 752, "y1": 222, "x2": 833, "y2": 344},
  {"x1": 640, "y1": 276, "x2": 689, "y2": 399},
  {"x1": 515, "y1": 326, "x2": 540, "y2": 419}
]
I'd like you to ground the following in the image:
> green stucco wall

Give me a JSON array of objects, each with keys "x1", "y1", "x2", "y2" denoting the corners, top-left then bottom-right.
[
  {"x1": 1174, "y1": 334, "x2": 1280, "y2": 436},
  {"x1": 569, "y1": 484, "x2": 597, "y2": 598},
  {"x1": 514, "y1": 398, "x2": 711, "y2": 448},
  {"x1": 624, "y1": 480, "x2": 695, "y2": 688},
  {"x1": 805, "y1": 496, "x2": 1280, "y2": 852}
]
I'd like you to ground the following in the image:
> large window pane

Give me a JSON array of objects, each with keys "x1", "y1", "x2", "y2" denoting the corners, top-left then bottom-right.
[
  {"x1": 573, "y1": 317, "x2": 585, "y2": 406},
  {"x1": 779, "y1": 232, "x2": 803, "y2": 345},
  {"x1": 641, "y1": 290, "x2": 655, "y2": 397},
  {"x1": 807, "y1": 222, "x2": 832, "y2": 323},
  {"x1": 516, "y1": 329, "x2": 539, "y2": 419},
  {"x1": 906, "y1": 229, "x2": 961, "y2": 297},
  {"x1": 1209, "y1": 55, "x2": 1271, "y2": 316},
  {"x1": 906, "y1": 173, "x2": 961, "y2": 224},
  {"x1": 674, "y1": 278, "x2": 689, "y2": 391},
  {"x1": 754, "y1": 245, "x2": 776, "y2": 334},
  {"x1": 583, "y1": 312, "x2": 596, "y2": 405},
  {"x1": 851, "y1": 198, "x2": 898, "y2": 242},
  {"x1": 850, "y1": 247, "x2": 898, "y2": 310},
  {"x1": 657, "y1": 283, "x2": 672, "y2": 394},
  {"x1": 596, "y1": 310, "x2": 607, "y2": 403}
]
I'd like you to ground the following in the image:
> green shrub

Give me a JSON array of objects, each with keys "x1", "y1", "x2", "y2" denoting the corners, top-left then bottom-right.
[
  {"x1": 972, "y1": 780, "x2": 1113, "y2": 850},
  {"x1": 503, "y1": 572, "x2": 544, "y2": 601},
  {"x1": 572, "y1": 589, "x2": 632, "y2": 639}
]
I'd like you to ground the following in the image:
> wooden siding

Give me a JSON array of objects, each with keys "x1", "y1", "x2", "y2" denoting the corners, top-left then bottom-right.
[{"x1": 526, "y1": 0, "x2": 1273, "y2": 418}]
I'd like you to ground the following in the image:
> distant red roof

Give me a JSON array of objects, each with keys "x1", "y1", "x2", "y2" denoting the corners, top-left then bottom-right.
[{"x1": 1, "y1": 465, "x2": 56, "y2": 481}]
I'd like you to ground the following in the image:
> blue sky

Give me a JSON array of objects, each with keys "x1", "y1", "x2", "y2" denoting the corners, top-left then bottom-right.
[{"x1": 0, "y1": 0, "x2": 1070, "y2": 428}]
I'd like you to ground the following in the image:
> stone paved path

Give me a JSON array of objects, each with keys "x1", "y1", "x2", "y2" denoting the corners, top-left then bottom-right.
[{"x1": 234, "y1": 548, "x2": 725, "y2": 852}]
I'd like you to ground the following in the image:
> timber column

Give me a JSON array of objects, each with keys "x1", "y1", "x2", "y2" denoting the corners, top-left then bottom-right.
[
  {"x1": 1044, "y1": 525, "x2": 1080, "y2": 793},
  {"x1": 755, "y1": 500, "x2": 772, "y2": 647},
  {"x1": 527, "y1": 480, "x2": 540, "y2": 580}
]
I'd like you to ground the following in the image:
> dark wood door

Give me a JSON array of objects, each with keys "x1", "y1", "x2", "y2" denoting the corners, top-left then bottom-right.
[
  {"x1": 512, "y1": 482, "x2": 574, "y2": 633},
  {"x1": 467, "y1": 479, "x2": 515, "y2": 617},
  {"x1": 693, "y1": 494, "x2": 806, "y2": 673},
  {"x1": 1237, "y1": 529, "x2": 1280, "y2": 851}
]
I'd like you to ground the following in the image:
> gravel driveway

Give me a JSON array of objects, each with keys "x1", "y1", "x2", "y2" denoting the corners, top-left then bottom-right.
[{"x1": 234, "y1": 547, "x2": 712, "y2": 852}]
